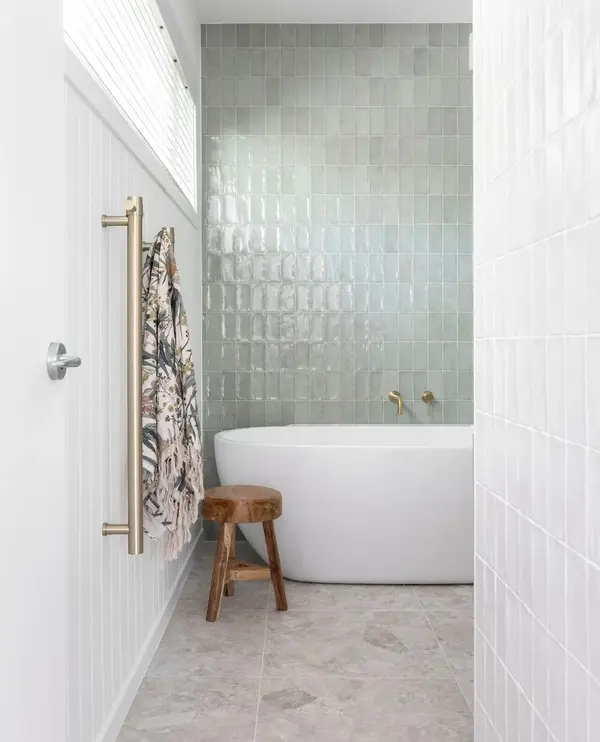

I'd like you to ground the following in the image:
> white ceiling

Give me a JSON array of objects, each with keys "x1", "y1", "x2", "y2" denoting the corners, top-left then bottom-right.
[{"x1": 196, "y1": 0, "x2": 472, "y2": 25}]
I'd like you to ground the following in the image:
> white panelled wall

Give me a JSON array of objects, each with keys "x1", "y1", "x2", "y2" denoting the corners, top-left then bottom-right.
[
  {"x1": 474, "y1": 1, "x2": 600, "y2": 741},
  {"x1": 64, "y1": 70, "x2": 202, "y2": 742}
]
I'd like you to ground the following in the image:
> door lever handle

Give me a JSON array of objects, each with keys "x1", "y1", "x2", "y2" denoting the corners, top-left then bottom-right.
[
  {"x1": 54, "y1": 355, "x2": 82, "y2": 369},
  {"x1": 47, "y1": 342, "x2": 82, "y2": 380}
]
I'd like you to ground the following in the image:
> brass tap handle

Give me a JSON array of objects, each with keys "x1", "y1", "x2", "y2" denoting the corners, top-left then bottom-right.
[
  {"x1": 421, "y1": 391, "x2": 435, "y2": 404},
  {"x1": 388, "y1": 390, "x2": 403, "y2": 415}
]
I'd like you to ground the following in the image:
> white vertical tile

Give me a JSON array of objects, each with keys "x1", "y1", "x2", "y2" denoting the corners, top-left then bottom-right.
[
  {"x1": 475, "y1": 1, "x2": 600, "y2": 738},
  {"x1": 566, "y1": 549, "x2": 588, "y2": 666},
  {"x1": 566, "y1": 653, "x2": 588, "y2": 742}
]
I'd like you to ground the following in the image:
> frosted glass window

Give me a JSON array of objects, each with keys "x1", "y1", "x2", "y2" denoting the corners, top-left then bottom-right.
[{"x1": 64, "y1": 0, "x2": 197, "y2": 208}]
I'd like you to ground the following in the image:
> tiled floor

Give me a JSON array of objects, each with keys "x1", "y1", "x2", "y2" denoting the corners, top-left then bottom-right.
[{"x1": 119, "y1": 542, "x2": 474, "y2": 741}]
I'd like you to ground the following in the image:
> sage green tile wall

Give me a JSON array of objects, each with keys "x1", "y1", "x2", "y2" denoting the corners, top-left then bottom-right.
[{"x1": 201, "y1": 23, "x2": 473, "y2": 490}]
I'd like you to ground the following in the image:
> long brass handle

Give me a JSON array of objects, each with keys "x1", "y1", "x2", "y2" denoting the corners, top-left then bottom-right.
[{"x1": 101, "y1": 197, "x2": 144, "y2": 556}]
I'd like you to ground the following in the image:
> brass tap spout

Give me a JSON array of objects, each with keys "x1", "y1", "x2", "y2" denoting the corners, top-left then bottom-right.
[{"x1": 388, "y1": 390, "x2": 403, "y2": 416}]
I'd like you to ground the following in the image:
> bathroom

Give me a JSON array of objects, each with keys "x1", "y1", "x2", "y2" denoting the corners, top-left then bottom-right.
[{"x1": 2, "y1": 1, "x2": 599, "y2": 742}]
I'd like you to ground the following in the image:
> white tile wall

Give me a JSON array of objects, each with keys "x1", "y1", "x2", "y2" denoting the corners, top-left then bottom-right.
[{"x1": 474, "y1": 1, "x2": 600, "y2": 740}]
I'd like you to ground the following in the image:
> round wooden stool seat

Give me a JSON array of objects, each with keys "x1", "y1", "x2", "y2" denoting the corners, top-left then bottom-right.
[{"x1": 202, "y1": 485, "x2": 282, "y2": 524}]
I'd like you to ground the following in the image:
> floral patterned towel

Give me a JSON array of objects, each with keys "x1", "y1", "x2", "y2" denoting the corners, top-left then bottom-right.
[{"x1": 141, "y1": 228, "x2": 203, "y2": 558}]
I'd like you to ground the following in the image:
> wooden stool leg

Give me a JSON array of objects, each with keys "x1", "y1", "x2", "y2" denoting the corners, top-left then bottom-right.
[
  {"x1": 224, "y1": 527, "x2": 236, "y2": 597},
  {"x1": 206, "y1": 523, "x2": 235, "y2": 622},
  {"x1": 263, "y1": 521, "x2": 288, "y2": 612}
]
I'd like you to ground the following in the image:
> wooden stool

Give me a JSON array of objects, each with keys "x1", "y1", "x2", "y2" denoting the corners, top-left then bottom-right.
[{"x1": 202, "y1": 485, "x2": 288, "y2": 622}]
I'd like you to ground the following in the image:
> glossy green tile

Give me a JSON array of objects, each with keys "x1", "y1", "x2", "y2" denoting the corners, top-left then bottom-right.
[{"x1": 201, "y1": 23, "x2": 473, "y2": 439}]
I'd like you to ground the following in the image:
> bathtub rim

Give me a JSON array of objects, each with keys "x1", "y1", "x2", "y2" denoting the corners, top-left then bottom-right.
[{"x1": 214, "y1": 424, "x2": 473, "y2": 450}]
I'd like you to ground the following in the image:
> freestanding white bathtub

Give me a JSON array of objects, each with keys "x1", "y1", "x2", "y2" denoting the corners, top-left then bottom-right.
[{"x1": 215, "y1": 425, "x2": 473, "y2": 584}]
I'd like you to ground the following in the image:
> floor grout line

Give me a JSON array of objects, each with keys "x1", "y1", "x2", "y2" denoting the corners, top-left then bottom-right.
[
  {"x1": 146, "y1": 672, "x2": 467, "y2": 681},
  {"x1": 252, "y1": 591, "x2": 270, "y2": 742},
  {"x1": 416, "y1": 593, "x2": 474, "y2": 714}
]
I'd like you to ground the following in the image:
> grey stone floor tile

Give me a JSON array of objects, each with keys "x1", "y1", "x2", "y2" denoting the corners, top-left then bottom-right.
[
  {"x1": 118, "y1": 677, "x2": 258, "y2": 741},
  {"x1": 257, "y1": 677, "x2": 473, "y2": 741},
  {"x1": 427, "y1": 610, "x2": 474, "y2": 677},
  {"x1": 455, "y1": 670, "x2": 474, "y2": 710},
  {"x1": 415, "y1": 585, "x2": 474, "y2": 612},
  {"x1": 263, "y1": 610, "x2": 453, "y2": 679},
  {"x1": 269, "y1": 580, "x2": 421, "y2": 612},
  {"x1": 123, "y1": 546, "x2": 475, "y2": 741},
  {"x1": 147, "y1": 609, "x2": 266, "y2": 679}
]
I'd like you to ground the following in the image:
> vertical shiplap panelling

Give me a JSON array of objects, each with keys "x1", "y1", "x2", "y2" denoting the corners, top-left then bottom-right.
[
  {"x1": 98, "y1": 114, "x2": 112, "y2": 727},
  {"x1": 65, "y1": 81, "x2": 82, "y2": 742},
  {"x1": 89, "y1": 105, "x2": 104, "y2": 731},
  {"x1": 474, "y1": 1, "x2": 600, "y2": 741},
  {"x1": 65, "y1": 80, "x2": 202, "y2": 742},
  {"x1": 78, "y1": 91, "x2": 94, "y2": 737}
]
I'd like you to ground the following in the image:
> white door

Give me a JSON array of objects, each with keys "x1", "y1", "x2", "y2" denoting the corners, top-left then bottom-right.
[{"x1": 0, "y1": 2, "x2": 68, "y2": 741}]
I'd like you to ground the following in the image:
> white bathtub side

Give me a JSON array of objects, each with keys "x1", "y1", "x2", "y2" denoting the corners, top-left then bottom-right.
[{"x1": 215, "y1": 425, "x2": 474, "y2": 584}]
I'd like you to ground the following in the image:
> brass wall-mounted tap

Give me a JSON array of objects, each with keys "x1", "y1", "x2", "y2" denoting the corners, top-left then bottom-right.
[{"x1": 388, "y1": 390, "x2": 404, "y2": 415}]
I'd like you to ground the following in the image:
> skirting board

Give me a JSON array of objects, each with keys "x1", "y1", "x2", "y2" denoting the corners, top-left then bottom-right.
[{"x1": 97, "y1": 527, "x2": 203, "y2": 742}]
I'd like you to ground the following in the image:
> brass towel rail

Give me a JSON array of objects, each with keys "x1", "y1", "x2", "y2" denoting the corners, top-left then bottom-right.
[{"x1": 101, "y1": 197, "x2": 145, "y2": 555}]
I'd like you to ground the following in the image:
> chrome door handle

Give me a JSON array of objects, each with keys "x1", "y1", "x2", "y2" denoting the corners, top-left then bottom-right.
[{"x1": 47, "y1": 342, "x2": 82, "y2": 380}]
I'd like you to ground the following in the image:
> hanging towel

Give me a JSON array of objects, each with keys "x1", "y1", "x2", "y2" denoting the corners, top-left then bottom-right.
[{"x1": 141, "y1": 227, "x2": 204, "y2": 558}]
